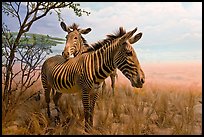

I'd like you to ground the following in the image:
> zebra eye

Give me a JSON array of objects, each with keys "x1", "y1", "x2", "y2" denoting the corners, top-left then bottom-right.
[{"x1": 126, "y1": 51, "x2": 133, "y2": 56}]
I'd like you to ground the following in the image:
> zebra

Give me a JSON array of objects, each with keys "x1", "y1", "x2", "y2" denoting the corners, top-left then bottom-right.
[
  {"x1": 91, "y1": 27, "x2": 143, "y2": 95},
  {"x1": 60, "y1": 22, "x2": 120, "y2": 95},
  {"x1": 60, "y1": 22, "x2": 92, "y2": 58},
  {"x1": 41, "y1": 27, "x2": 145, "y2": 132}
]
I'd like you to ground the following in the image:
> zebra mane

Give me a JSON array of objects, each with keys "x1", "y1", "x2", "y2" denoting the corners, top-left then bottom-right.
[
  {"x1": 69, "y1": 23, "x2": 80, "y2": 31},
  {"x1": 85, "y1": 27, "x2": 126, "y2": 52},
  {"x1": 106, "y1": 27, "x2": 126, "y2": 40}
]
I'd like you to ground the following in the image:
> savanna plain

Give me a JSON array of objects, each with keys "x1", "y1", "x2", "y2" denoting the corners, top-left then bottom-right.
[{"x1": 2, "y1": 61, "x2": 202, "y2": 135}]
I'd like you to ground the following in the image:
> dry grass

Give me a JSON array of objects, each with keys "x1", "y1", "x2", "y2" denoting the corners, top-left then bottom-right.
[{"x1": 2, "y1": 79, "x2": 202, "y2": 135}]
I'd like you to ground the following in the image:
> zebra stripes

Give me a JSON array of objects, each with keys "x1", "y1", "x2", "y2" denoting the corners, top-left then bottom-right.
[
  {"x1": 41, "y1": 27, "x2": 145, "y2": 132},
  {"x1": 60, "y1": 22, "x2": 118, "y2": 95}
]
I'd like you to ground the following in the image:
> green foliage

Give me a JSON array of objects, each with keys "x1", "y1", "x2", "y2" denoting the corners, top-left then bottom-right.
[
  {"x1": 68, "y1": 3, "x2": 90, "y2": 17},
  {"x1": 19, "y1": 33, "x2": 65, "y2": 47},
  {"x1": 2, "y1": 2, "x2": 90, "y2": 21},
  {"x1": 2, "y1": 32, "x2": 65, "y2": 53}
]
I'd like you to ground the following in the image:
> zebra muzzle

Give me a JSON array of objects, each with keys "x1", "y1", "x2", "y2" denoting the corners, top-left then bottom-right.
[{"x1": 130, "y1": 75, "x2": 144, "y2": 88}]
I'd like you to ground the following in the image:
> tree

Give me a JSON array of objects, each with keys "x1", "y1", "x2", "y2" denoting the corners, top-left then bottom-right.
[
  {"x1": 2, "y1": 27, "x2": 65, "y2": 103},
  {"x1": 2, "y1": 2, "x2": 90, "y2": 112}
]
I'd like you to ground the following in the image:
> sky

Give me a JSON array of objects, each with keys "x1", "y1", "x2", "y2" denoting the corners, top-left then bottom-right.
[{"x1": 2, "y1": 2, "x2": 202, "y2": 64}]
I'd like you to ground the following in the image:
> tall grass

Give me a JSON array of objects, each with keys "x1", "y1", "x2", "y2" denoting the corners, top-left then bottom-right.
[{"x1": 2, "y1": 80, "x2": 202, "y2": 135}]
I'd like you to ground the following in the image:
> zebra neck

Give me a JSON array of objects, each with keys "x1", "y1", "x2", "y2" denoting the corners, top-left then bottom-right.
[
  {"x1": 103, "y1": 39, "x2": 122, "y2": 69},
  {"x1": 74, "y1": 45, "x2": 84, "y2": 57},
  {"x1": 74, "y1": 50, "x2": 81, "y2": 57},
  {"x1": 92, "y1": 40, "x2": 120, "y2": 81}
]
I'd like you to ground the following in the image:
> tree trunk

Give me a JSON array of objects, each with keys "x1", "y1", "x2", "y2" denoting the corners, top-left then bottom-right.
[{"x1": 3, "y1": 28, "x2": 24, "y2": 112}]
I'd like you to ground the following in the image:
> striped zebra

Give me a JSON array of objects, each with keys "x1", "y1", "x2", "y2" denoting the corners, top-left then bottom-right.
[
  {"x1": 41, "y1": 27, "x2": 145, "y2": 132},
  {"x1": 92, "y1": 27, "x2": 144, "y2": 95},
  {"x1": 60, "y1": 22, "x2": 92, "y2": 58},
  {"x1": 60, "y1": 22, "x2": 120, "y2": 95}
]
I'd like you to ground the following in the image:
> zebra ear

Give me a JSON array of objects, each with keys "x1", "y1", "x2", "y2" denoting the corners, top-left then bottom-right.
[
  {"x1": 129, "y1": 33, "x2": 142, "y2": 44},
  {"x1": 80, "y1": 28, "x2": 92, "y2": 34},
  {"x1": 119, "y1": 27, "x2": 137, "y2": 44},
  {"x1": 60, "y1": 22, "x2": 67, "y2": 32},
  {"x1": 60, "y1": 22, "x2": 71, "y2": 33}
]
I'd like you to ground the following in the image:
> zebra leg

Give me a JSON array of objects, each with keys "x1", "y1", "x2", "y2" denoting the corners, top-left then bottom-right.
[
  {"x1": 110, "y1": 74, "x2": 116, "y2": 96},
  {"x1": 90, "y1": 90, "x2": 99, "y2": 127},
  {"x1": 53, "y1": 91, "x2": 62, "y2": 123},
  {"x1": 44, "y1": 87, "x2": 51, "y2": 118},
  {"x1": 82, "y1": 90, "x2": 91, "y2": 132},
  {"x1": 102, "y1": 81, "x2": 106, "y2": 96}
]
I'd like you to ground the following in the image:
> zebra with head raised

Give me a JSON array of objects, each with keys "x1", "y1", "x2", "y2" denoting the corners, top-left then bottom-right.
[
  {"x1": 41, "y1": 27, "x2": 145, "y2": 132},
  {"x1": 60, "y1": 22, "x2": 92, "y2": 59}
]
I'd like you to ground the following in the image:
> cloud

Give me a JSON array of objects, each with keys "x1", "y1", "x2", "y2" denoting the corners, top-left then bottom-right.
[
  {"x1": 2, "y1": 2, "x2": 202, "y2": 63},
  {"x1": 77, "y1": 2, "x2": 202, "y2": 48},
  {"x1": 3, "y1": 2, "x2": 201, "y2": 46}
]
